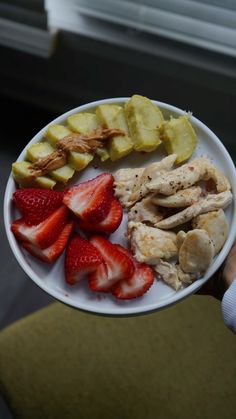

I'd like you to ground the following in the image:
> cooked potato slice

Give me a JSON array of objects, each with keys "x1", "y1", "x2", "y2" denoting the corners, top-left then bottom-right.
[
  {"x1": 96, "y1": 104, "x2": 133, "y2": 161},
  {"x1": 160, "y1": 115, "x2": 198, "y2": 164},
  {"x1": 12, "y1": 161, "x2": 56, "y2": 189},
  {"x1": 67, "y1": 112, "x2": 99, "y2": 134},
  {"x1": 26, "y1": 142, "x2": 54, "y2": 161},
  {"x1": 49, "y1": 165, "x2": 75, "y2": 183},
  {"x1": 67, "y1": 112, "x2": 110, "y2": 162},
  {"x1": 95, "y1": 147, "x2": 110, "y2": 162},
  {"x1": 45, "y1": 124, "x2": 71, "y2": 147},
  {"x1": 124, "y1": 94, "x2": 163, "y2": 152},
  {"x1": 68, "y1": 151, "x2": 94, "y2": 171},
  {"x1": 26, "y1": 142, "x2": 75, "y2": 183}
]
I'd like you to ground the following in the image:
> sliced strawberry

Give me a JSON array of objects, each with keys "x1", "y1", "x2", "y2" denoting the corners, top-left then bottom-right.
[
  {"x1": 112, "y1": 245, "x2": 155, "y2": 299},
  {"x1": 79, "y1": 198, "x2": 123, "y2": 234},
  {"x1": 13, "y1": 188, "x2": 64, "y2": 225},
  {"x1": 65, "y1": 234, "x2": 104, "y2": 285},
  {"x1": 88, "y1": 236, "x2": 134, "y2": 292},
  {"x1": 11, "y1": 205, "x2": 69, "y2": 249},
  {"x1": 22, "y1": 221, "x2": 74, "y2": 263},
  {"x1": 63, "y1": 173, "x2": 114, "y2": 223}
]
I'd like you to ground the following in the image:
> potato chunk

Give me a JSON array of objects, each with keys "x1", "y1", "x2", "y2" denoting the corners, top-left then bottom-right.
[
  {"x1": 26, "y1": 142, "x2": 75, "y2": 183},
  {"x1": 124, "y1": 94, "x2": 163, "y2": 152},
  {"x1": 12, "y1": 161, "x2": 56, "y2": 189},
  {"x1": 67, "y1": 112, "x2": 110, "y2": 161},
  {"x1": 68, "y1": 151, "x2": 94, "y2": 171},
  {"x1": 160, "y1": 115, "x2": 198, "y2": 164},
  {"x1": 45, "y1": 124, "x2": 71, "y2": 147},
  {"x1": 96, "y1": 104, "x2": 133, "y2": 161},
  {"x1": 67, "y1": 112, "x2": 99, "y2": 134}
]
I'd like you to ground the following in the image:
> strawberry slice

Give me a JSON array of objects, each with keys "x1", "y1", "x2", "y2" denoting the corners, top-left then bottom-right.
[
  {"x1": 65, "y1": 234, "x2": 104, "y2": 285},
  {"x1": 11, "y1": 205, "x2": 69, "y2": 249},
  {"x1": 63, "y1": 173, "x2": 114, "y2": 223},
  {"x1": 88, "y1": 236, "x2": 134, "y2": 292},
  {"x1": 111, "y1": 245, "x2": 155, "y2": 299},
  {"x1": 22, "y1": 221, "x2": 74, "y2": 263},
  {"x1": 79, "y1": 198, "x2": 123, "y2": 234},
  {"x1": 13, "y1": 188, "x2": 64, "y2": 225}
]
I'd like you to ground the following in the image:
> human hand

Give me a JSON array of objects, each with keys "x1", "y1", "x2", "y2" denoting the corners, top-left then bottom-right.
[{"x1": 196, "y1": 241, "x2": 236, "y2": 301}]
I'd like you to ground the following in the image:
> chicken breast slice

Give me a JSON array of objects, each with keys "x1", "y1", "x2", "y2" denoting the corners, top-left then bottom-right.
[
  {"x1": 128, "y1": 221, "x2": 178, "y2": 264},
  {"x1": 192, "y1": 209, "x2": 228, "y2": 255},
  {"x1": 179, "y1": 229, "x2": 214, "y2": 274},
  {"x1": 128, "y1": 195, "x2": 164, "y2": 224},
  {"x1": 155, "y1": 190, "x2": 232, "y2": 230},
  {"x1": 152, "y1": 186, "x2": 202, "y2": 208},
  {"x1": 147, "y1": 157, "x2": 230, "y2": 196},
  {"x1": 114, "y1": 167, "x2": 144, "y2": 207},
  {"x1": 129, "y1": 154, "x2": 177, "y2": 204}
]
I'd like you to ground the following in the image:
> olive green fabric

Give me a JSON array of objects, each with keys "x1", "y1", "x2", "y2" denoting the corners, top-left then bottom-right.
[{"x1": 0, "y1": 296, "x2": 236, "y2": 419}]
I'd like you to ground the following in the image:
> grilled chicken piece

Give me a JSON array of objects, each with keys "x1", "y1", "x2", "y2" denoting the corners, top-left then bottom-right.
[
  {"x1": 114, "y1": 167, "x2": 144, "y2": 207},
  {"x1": 128, "y1": 195, "x2": 164, "y2": 224},
  {"x1": 147, "y1": 157, "x2": 230, "y2": 196},
  {"x1": 129, "y1": 154, "x2": 177, "y2": 204},
  {"x1": 154, "y1": 260, "x2": 182, "y2": 291},
  {"x1": 152, "y1": 186, "x2": 202, "y2": 208},
  {"x1": 179, "y1": 229, "x2": 214, "y2": 274},
  {"x1": 192, "y1": 209, "x2": 228, "y2": 255},
  {"x1": 155, "y1": 190, "x2": 232, "y2": 230},
  {"x1": 176, "y1": 265, "x2": 196, "y2": 284},
  {"x1": 128, "y1": 221, "x2": 178, "y2": 264}
]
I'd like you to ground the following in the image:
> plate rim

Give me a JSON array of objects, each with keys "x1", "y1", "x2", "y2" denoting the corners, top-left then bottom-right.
[{"x1": 3, "y1": 97, "x2": 236, "y2": 316}]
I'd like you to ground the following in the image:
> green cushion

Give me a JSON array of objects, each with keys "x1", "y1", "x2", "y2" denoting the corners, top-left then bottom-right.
[{"x1": 0, "y1": 296, "x2": 236, "y2": 419}]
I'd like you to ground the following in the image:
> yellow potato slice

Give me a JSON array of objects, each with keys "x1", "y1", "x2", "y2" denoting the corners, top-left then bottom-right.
[
  {"x1": 160, "y1": 115, "x2": 198, "y2": 164},
  {"x1": 124, "y1": 94, "x2": 163, "y2": 152},
  {"x1": 96, "y1": 104, "x2": 133, "y2": 161}
]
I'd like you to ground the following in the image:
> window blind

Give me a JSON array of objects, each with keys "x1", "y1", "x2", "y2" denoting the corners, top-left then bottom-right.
[
  {"x1": 46, "y1": 0, "x2": 236, "y2": 57},
  {"x1": 0, "y1": 0, "x2": 57, "y2": 56}
]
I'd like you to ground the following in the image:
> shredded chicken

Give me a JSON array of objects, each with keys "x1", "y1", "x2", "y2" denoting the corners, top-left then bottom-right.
[
  {"x1": 128, "y1": 221, "x2": 178, "y2": 264},
  {"x1": 154, "y1": 260, "x2": 183, "y2": 291},
  {"x1": 152, "y1": 186, "x2": 202, "y2": 208},
  {"x1": 29, "y1": 127, "x2": 125, "y2": 177},
  {"x1": 155, "y1": 190, "x2": 232, "y2": 230},
  {"x1": 147, "y1": 157, "x2": 230, "y2": 196}
]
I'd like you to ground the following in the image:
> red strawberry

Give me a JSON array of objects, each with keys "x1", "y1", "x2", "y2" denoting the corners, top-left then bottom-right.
[
  {"x1": 88, "y1": 236, "x2": 134, "y2": 292},
  {"x1": 112, "y1": 245, "x2": 155, "y2": 299},
  {"x1": 22, "y1": 221, "x2": 74, "y2": 263},
  {"x1": 79, "y1": 198, "x2": 123, "y2": 234},
  {"x1": 63, "y1": 173, "x2": 114, "y2": 223},
  {"x1": 65, "y1": 234, "x2": 104, "y2": 285},
  {"x1": 13, "y1": 188, "x2": 64, "y2": 225},
  {"x1": 11, "y1": 205, "x2": 69, "y2": 249}
]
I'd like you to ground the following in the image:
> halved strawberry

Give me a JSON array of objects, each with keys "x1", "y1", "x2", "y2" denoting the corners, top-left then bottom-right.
[
  {"x1": 11, "y1": 205, "x2": 69, "y2": 249},
  {"x1": 13, "y1": 188, "x2": 64, "y2": 225},
  {"x1": 22, "y1": 221, "x2": 74, "y2": 263},
  {"x1": 63, "y1": 173, "x2": 114, "y2": 223},
  {"x1": 112, "y1": 245, "x2": 155, "y2": 299},
  {"x1": 88, "y1": 236, "x2": 134, "y2": 292},
  {"x1": 65, "y1": 234, "x2": 104, "y2": 285},
  {"x1": 79, "y1": 198, "x2": 123, "y2": 234}
]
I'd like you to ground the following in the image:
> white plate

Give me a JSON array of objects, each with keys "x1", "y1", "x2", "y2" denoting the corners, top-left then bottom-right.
[{"x1": 4, "y1": 98, "x2": 236, "y2": 316}]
